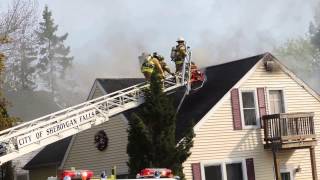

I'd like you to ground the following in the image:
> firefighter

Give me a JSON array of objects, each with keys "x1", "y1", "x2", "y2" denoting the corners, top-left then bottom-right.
[
  {"x1": 171, "y1": 37, "x2": 187, "y2": 74},
  {"x1": 140, "y1": 53, "x2": 164, "y2": 82},
  {"x1": 190, "y1": 61, "x2": 198, "y2": 71},
  {"x1": 190, "y1": 61, "x2": 205, "y2": 86},
  {"x1": 153, "y1": 52, "x2": 174, "y2": 76}
]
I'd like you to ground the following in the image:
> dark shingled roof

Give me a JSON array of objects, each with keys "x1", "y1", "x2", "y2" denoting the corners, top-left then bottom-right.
[
  {"x1": 174, "y1": 54, "x2": 264, "y2": 140},
  {"x1": 24, "y1": 137, "x2": 72, "y2": 170},
  {"x1": 98, "y1": 54, "x2": 264, "y2": 140},
  {"x1": 24, "y1": 53, "x2": 264, "y2": 168}
]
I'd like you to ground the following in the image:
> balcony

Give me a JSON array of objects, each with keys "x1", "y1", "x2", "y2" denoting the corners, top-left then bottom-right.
[{"x1": 263, "y1": 112, "x2": 317, "y2": 149}]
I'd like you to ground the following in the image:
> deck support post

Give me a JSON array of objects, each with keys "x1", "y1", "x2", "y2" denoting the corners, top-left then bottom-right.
[
  {"x1": 272, "y1": 148, "x2": 281, "y2": 180},
  {"x1": 310, "y1": 146, "x2": 318, "y2": 180}
]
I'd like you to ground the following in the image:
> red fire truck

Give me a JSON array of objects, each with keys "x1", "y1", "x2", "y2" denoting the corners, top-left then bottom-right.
[
  {"x1": 136, "y1": 168, "x2": 174, "y2": 178},
  {"x1": 58, "y1": 169, "x2": 94, "y2": 180},
  {"x1": 57, "y1": 168, "x2": 178, "y2": 180}
]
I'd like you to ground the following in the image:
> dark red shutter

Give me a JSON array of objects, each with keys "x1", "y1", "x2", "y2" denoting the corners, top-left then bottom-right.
[
  {"x1": 231, "y1": 88, "x2": 242, "y2": 130},
  {"x1": 191, "y1": 163, "x2": 202, "y2": 180},
  {"x1": 257, "y1": 88, "x2": 266, "y2": 128},
  {"x1": 246, "y1": 158, "x2": 256, "y2": 180}
]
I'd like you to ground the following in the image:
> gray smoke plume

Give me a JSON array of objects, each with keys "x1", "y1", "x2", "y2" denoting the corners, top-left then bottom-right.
[
  {"x1": 63, "y1": 0, "x2": 318, "y2": 98},
  {"x1": 2, "y1": 0, "x2": 319, "y2": 99}
]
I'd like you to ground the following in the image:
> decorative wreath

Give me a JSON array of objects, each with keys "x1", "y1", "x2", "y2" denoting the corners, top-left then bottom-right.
[{"x1": 94, "y1": 130, "x2": 108, "y2": 151}]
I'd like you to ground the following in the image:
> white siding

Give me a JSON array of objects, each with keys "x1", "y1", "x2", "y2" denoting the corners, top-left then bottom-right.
[{"x1": 184, "y1": 61, "x2": 320, "y2": 180}]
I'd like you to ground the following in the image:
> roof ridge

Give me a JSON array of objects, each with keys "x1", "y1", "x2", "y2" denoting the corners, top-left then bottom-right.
[{"x1": 205, "y1": 53, "x2": 267, "y2": 69}]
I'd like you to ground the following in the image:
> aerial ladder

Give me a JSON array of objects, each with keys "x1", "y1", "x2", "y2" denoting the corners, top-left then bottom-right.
[{"x1": 0, "y1": 49, "x2": 193, "y2": 165}]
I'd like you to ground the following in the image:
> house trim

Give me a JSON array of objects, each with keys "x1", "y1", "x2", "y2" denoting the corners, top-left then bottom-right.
[
  {"x1": 86, "y1": 79, "x2": 108, "y2": 100},
  {"x1": 86, "y1": 80, "x2": 98, "y2": 101}
]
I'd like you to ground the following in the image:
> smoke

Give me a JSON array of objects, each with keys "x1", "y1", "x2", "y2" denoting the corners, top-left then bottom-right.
[{"x1": 26, "y1": 0, "x2": 320, "y2": 98}]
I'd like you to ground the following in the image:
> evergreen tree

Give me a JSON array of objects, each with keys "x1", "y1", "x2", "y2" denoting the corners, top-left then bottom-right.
[
  {"x1": 0, "y1": 96, "x2": 15, "y2": 180},
  {"x1": 5, "y1": 33, "x2": 37, "y2": 91},
  {"x1": 0, "y1": 40, "x2": 17, "y2": 180},
  {"x1": 127, "y1": 75, "x2": 194, "y2": 179},
  {"x1": 35, "y1": 5, "x2": 73, "y2": 95},
  {"x1": 19, "y1": 39, "x2": 37, "y2": 90}
]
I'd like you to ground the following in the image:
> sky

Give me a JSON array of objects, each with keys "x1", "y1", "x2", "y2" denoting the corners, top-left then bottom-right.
[
  {"x1": 0, "y1": 0, "x2": 318, "y2": 95},
  {"x1": 31, "y1": 0, "x2": 316, "y2": 56}
]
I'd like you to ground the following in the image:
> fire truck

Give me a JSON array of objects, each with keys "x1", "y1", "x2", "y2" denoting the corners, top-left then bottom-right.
[{"x1": 54, "y1": 167, "x2": 178, "y2": 180}]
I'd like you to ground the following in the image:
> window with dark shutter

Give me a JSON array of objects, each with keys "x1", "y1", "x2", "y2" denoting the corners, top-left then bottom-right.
[
  {"x1": 241, "y1": 91, "x2": 258, "y2": 126},
  {"x1": 231, "y1": 89, "x2": 242, "y2": 130},
  {"x1": 192, "y1": 163, "x2": 202, "y2": 180},
  {"x1": 246, "y1": 158, "x2": 255, "y2": 180}
]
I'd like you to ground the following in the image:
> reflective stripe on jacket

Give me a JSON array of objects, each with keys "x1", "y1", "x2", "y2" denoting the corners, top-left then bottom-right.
[
  {"x1": 175, "y1": 60, "x2": 184, "y2": 65},
  {"x1": 141, "y1": 60, "x2": 155, "y2": 73}
]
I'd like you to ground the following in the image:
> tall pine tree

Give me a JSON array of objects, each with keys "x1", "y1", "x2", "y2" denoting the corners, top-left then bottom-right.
[
  {"x1": 127, "y1": 75, "x2": 194, "y2": 180},
  {"x1": 35, "y1": 6, "x2": 73, "y2": 95},
  {"x1": 5, "y1": 33, "x2": 38, "y2": 91},
  {"x1": 19, "y1": 39, "x2": 37, "y2": 90}
]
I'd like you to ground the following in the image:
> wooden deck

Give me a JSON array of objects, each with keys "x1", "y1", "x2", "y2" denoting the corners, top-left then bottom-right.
[
  {"x1": 263, "y1": 112, "x2": 317, "y2": 149},
  {"x1": 263, "y1": 112, "x2": 318, "y2": 180}
]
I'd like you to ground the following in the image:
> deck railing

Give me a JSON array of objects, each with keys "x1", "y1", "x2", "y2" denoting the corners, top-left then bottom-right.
[{"x1": 263, "y1": 112, "x2": 316, "y2": 144}]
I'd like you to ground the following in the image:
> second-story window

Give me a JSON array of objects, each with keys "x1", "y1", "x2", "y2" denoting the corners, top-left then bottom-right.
[
  {"x1": 241, "y1": 91, "x2": 258, "y2": 127},
  {"x1": 269, "y1": 90, "x2": 285, "y2": 114}
]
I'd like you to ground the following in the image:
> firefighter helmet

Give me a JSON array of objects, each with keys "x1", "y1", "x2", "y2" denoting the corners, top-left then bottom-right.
[
  {"x1": 157, "y1": 55, "x2": 164, "y2": 61},
  {"x1": 176, "y1": 37, "x2": 185, "y2": 42}
]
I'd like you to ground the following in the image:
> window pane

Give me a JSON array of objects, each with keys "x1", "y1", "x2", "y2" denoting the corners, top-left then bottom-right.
[
  {"x1": 226, "y1": 163, "x2": 243, "y2": 180},
  {"x1": 281, "y1": 172, "x2": 291, "y2": 180},
  {"x1": 205, "y1": 165, "x2": 222, "y2": 180},
  {"x1": 269, "y1": 90, "x2": 285, "y2": 114},
  {"x1": 244, "y1": 109, "x2": 257, "y2": 126},
  {"x1": 242, "y1": 92, "x2": 255, "y2": 108}
]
